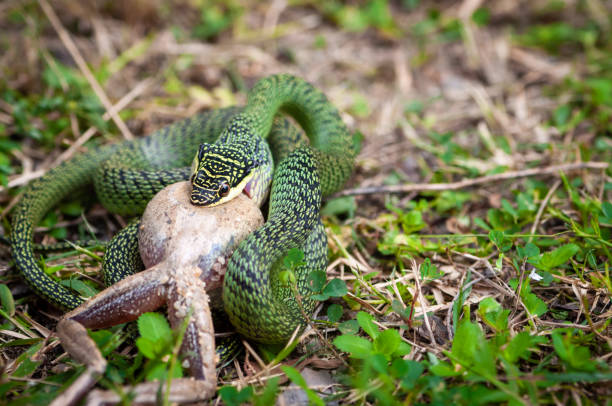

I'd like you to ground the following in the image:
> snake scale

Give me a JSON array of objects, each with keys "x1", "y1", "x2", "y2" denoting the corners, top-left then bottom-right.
[{"x1": 10, "y1": 74, "x2": 355, "y2": 344}]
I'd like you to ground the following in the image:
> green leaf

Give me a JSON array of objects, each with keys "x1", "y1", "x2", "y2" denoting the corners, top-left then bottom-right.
[
  {"x1": 357, "y1": 311, "x2": 379, "y2": 339},
  {"x1": 135, "y1": 337, "x2": 159, "y2": 359},
  {"x1": 501, "y1": 199, "x2": 518, "y2": 222},
  {"x1": 533, "y1": 243, "x2": 580, "y2": 271},
  {"x1": 393, "y1": 341, "x2": 412, "y2": 358},
  {"x1": 474, "y1": 216, "x2": 491, "y2": 231},
  {"x1": 517, "y1": 192, "x2": 536, "y2": 213},
  {"x1": 602, "y1": 201, "x2": 612, "y2": 218},
  {"x1": 503, "y1": 332, "x2": 545, "y2": 363},
  {"x1": 429, "y1": 360, "x2": 461, "y2": 377},
  {"x1": 322, "y1": 196, "x2": 356, "y2": 217},
  {"x1": 452, "y1": 271, "x2": 472, "y2": 331},
  {"x1": 373, "y1": 328, "x2": 401, "y2": 357},
  {"x1": 586, "y1": 251, "x2": 597, "y2": 269},
  {"x1": 477, "y1": 297, "x2": 501, "y2": 315},
  {"x1": 50, "y1": 227, "x2": 68, "y2": 240},
  {"x1": 323, "y1": 278, "x2": 347, "y2": 297},
  {"x1": 508, "y1": 278, "x2": 548, "y2": 317},
  {"x1": 391, "y1": 359, "x2": 424, "y2": 389},
  {"x1": 0, "y1": 137, "x2": 20, "y2": 152},
  {"x1": 553, "y1": 104, "x2": 571, "y2": 127},
  {"x1": 283, "y1": 248, "x2": 305, "y2": 269},
  {"x1": 253, "y1": 377, "x2": 279, "y2": 406},
  {"x1": 401, "y1": 210, "x2": 426, "y2": 233},
  {"x1": 489, "y1": 230, "x2": 504, "y2": 246},
  {"x1": 338, "y1": 319, "x2": 359, "y2": 335},
  {"x1": 477, "y1": 297, "x2": 509, "y2": 331},
  {"x1": 192, "y1": 3, "x2": 241, "y2": 40},
  {"x1": 59, "y1": 279, "x2": 98, "y2": 298},
  {"x1": 12, "y1": 342, "x2": 43, "y2": 378},
  {"x1": 420, "y1": 258, "x2": 443, "y2": 281},
  {"x1": 145, "y1": 361, "x2": 182, "y2": 382},
  {"x1": 369, "y1": 353, "x2": 389, "y2": 374},
  {"x1": 552, "y1": 332, "x2": 596, "y2": 372},
  {"x1": 271, "y1": 335, "x2": 300, "y2": 365},
  {"x1": 489, "y1": 230, "x2": 511, "y2": 252},
  {"x1": 0, "y1": 337, "x2": 42, "y2": 347},
  {"x1": 336, "y1": 6, "x2": 369, "y2": 32},
  {"x1": 522, "y1": 290, "x2": 548, "y2": 317},
  {"x1": 218, "y1": 385, "x2": 254, "y2": 406},
  {"x1": 137, "y1": 312, "x2": 172, "y2": 345},
  {"x1": 391, "y1": 299, "x2": 409, "y2": 319},
  {"x1": 333, "y1": 334, "x2": 373, "y2": 359},
  {"x1": 89, "y1": 330, "x2": 120, "y2": 356},
  {"x1": 0, "y1": 284, "x2": 15, "y2": 317},
  {"x1": 488, "y1": 208, "x2": 513, "y2": 230},
  {"x1": 327, "y1": 304, "x2": 343, "y2": 323},
  {"x1": 517, "y1": 242, "x2": 540, "y2": 260},
  {"x1": 278, "y1": 270, "x2": 296, "y2": 287},
  {"x1": 449, "y1": 319, "x2": 497, "y2": 378},
  {"x1": 451, "y1": 320, "x2": 482, "y2": 363},
  {"x1": 434, "y1": 190, "x2": 473, "y2": 212},
  {"x1": 59, "y1": 201, "x2": 84, "y2": 217},
  {"x1": 471, "y1": 7, "x2": 490, "y2": 26},
  {"x1": 404, "y1": 100, "x2": 424, "y2": 114},
  {"x1": 307, "y1": 270, "x2": 327, "y2": 292},
  {"x1": 41, "y1": 211, "x2": 59, "y2": 230}
]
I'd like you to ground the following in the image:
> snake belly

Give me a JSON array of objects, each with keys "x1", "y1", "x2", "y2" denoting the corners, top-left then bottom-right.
[{"x1": 11, "y1": 74, "x2": 355, "y2": 344}]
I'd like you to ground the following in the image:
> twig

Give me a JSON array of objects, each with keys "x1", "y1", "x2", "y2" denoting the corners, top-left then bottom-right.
[
  {"x1": 4, "y1": 169, "x2": 46, "y2": 190},
  {"x1": 410, "y1": 259, "x2": 437, "y2": 345},
  {"x1": 263, "y1": 0, "x2": 287, "y2": 36},
  {"x1": 38, "y1": 0, "x2": 134, "y2": 140},
  {"x1": 528, "y1": 179, "x2": 561, "y2": 242},
  {"x1": 51, "y1": 77, "x2": 153, "y2": 167},
  {"x1": 0, "y1": 78, "x2": 153, "y2": 194},
  {"x1": 291, "y1": 284, "x2": 348, "y2": 366},
  {"x1": 337, "y1": 162, "x2": 608, "y2": 197},
  {"x1": 241, "y1": 340, "x2": 267, "y2": 370}
]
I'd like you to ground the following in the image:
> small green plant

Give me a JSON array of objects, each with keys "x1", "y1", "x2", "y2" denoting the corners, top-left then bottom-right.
[
  {"x1": 515, "y1": 22, "x2": 600, "y2": 54},
  {"x1": 332, "y1": 311, "x2": 416, "y2": 403},
  {"x1": 305, "y1": 0, "x2": 400, "y2": 36},
  {"x1": 192, "y1": 1, "x2": 243, "y2": 40},
  {"x1": 218, "y1": 377, "x2": 280, "y2": 406},
  {"x1": 135, "y1": 312, "x2": 184, "y2": 382},
  {"x1": 4, "y1": 59, "x2": 108, "y2": 149}
]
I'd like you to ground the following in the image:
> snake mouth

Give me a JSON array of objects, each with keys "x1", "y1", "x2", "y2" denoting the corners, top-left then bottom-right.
[{"x1": 190, "y1": 187, "x2": 221, "y2": 207}]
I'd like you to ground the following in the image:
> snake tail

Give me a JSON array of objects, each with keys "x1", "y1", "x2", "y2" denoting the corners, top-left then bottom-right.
[
  {"x1": 11, "y1": 146, "x2": 117, "y2": 309},
  {"x1": 11, "y1": 108, "x2": 240, "y2": 310}
]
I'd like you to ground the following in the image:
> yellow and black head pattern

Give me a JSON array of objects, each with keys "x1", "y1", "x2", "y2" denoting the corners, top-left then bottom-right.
[{"x1": 190, "y1": 142, "x2": 273, "y2": 207}]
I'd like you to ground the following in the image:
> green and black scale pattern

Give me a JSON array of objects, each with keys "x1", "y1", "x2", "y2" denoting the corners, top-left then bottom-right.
[
  {"x1": 11, "y1": 74, "x2": 355, "y2": 344},
  {"x1": 12, "y1": 107, "x2": 240, "y2": 308},
  {"x1": 206, "y1": 75, "x2": 355, "y2": 343}
]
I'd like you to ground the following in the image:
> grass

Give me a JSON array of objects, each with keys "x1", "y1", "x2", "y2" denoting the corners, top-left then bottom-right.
[{"x1": 0, "y1": 0, "x2": 611, "y2": 405}]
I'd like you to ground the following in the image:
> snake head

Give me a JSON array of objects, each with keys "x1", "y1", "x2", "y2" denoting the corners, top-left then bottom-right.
[{"x1": 190, "y1": 143, "x2": 256, "y2": 207}]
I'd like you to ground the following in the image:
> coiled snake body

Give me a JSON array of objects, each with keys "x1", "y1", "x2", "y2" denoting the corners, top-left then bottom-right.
[{"x1": 11, "y1": 74, "x2": 354, "y2": 344}]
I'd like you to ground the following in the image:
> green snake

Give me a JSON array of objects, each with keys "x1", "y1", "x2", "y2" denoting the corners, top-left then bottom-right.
[{"x1": 10, "y1": 74, "x2": 354, "y2": 344}]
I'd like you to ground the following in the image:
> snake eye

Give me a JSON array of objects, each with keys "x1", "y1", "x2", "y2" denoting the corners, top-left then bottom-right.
[{"x1": 219, "y1": 182, "x2": 230, "y2": 197}]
